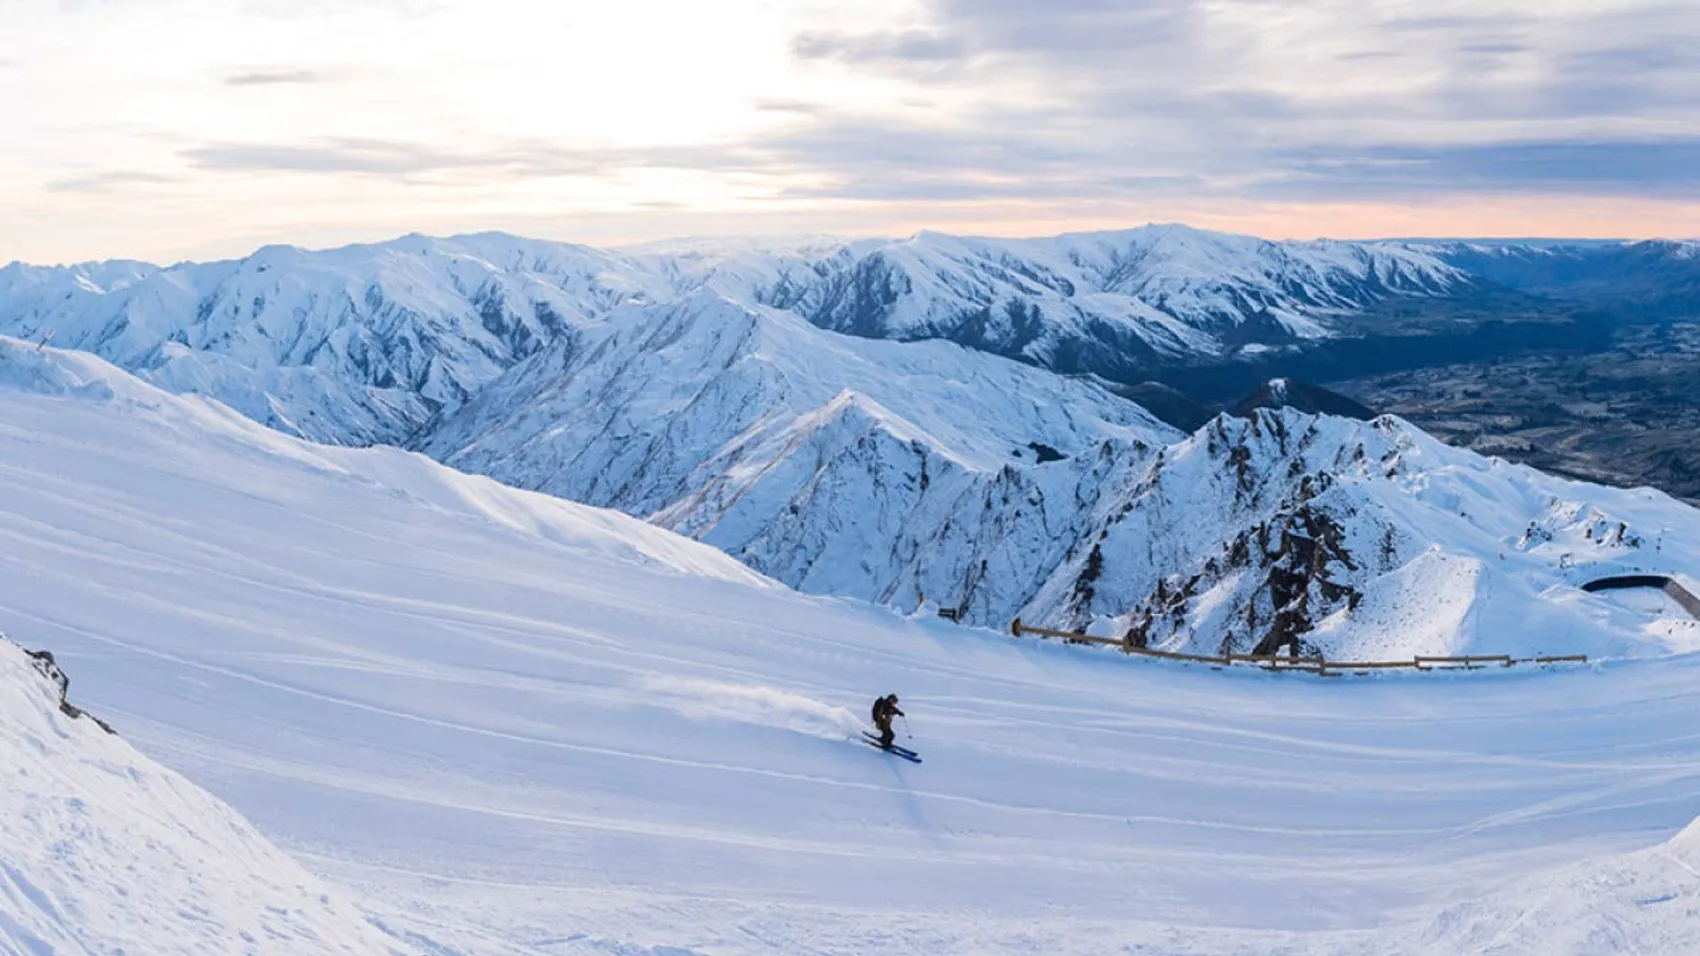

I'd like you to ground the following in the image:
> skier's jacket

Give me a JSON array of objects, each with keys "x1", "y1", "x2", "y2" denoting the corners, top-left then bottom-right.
[{"x1": 871, "y1": 695, "x2": 904, "y2": 729}]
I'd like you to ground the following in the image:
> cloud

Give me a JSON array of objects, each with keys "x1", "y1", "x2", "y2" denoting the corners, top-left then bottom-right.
[
  {"x1": 184, "y1": 139, "x2": 472, "y2": 175},
  {"x1": 1266, "y1": 139, "x2": 1700, "y2": 201},
  {"x1": 791, "y1": 29, "x2": 966, "y2": 65},
  {"x1": 790, "y1": 1, "x2": 1197, "y2": 82},
  {"x1": 775, "y1": 0, "x2": 1700, "y2": 205},
  {"x1": 179, "y1": 136, "x2": 762, "y2": 180},
  {"x1": 235, "y1": 0, "x2": 444, "y2": 20},
  {"x1": 752, "y1": 98, "x2": 827, "y2": 115},
  {"x1": 223, "y1": 69, "x2": 331, "y2": 87},
  {"x1": 47, "y1": 171, "x2": 180, "y2": 194}
]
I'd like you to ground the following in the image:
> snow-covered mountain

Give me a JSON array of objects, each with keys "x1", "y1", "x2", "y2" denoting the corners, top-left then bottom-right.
[
  {"x1": 5, "y1": 229, "x2": 1697, "y2": 656},
  {"x1": 745, "y1": 226, "x2": 1473, "y2": 374},
  {"x1": 0, "y1": 636, "x2": 404, "y2": 956},
  {"x1": 0, "y1": 235, "x2": 677, "y2": 444},
  {"x1": 0, "y1": 226, "x2": 1496, "y2": 635},
  {"x1": 414, "y1": 293, "x2": 1179, "y2": 613},
  {"x1": 1432, "y1": 238, "x2": 1700, "y2": 317},
  {"x1": 9, "y1": 314, "x2": 1697, "y2": 667},
  {"x1": 0, "y1": 226, "x2": 1475, "y2": 446},
  {"x1": 414, "y1": 294, "x2": 1700, "y2": 657},
  {"x1": 9, "y1": 228, "x2": 1696, "y2": 454},
  {"x1": 1023, "y1": 408, "x2": 1700, "y2": 661},
  {"x1": 4, "y1": 333, "x2": 1700, "y2": 956}
]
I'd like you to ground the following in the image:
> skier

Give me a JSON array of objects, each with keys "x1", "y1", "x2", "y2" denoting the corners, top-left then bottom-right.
[{"x1": 870, "y1": 693, "x2": 904, "y2": 749}]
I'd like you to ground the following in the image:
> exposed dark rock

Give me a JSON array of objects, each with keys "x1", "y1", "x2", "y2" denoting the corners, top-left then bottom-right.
[
  {"x1": 1125, "y1": 471, "x2": 1363, "y2": 658},
  {"x1": 1230, "y1": 379, "x2": 1376, "y2": 421},
  {"x1": 22, "y1": 647, "x2": 116, "y2": 734},
  {"x1": 1026, "y1": 442, "x2": 1066, "y2": 464},
  {"x1": 1092, "y1": 380, "x2": 1215, "y2": 432}
]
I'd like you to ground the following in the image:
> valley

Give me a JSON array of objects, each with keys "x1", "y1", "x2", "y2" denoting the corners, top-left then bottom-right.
[{"x1": 1336, "y1": 321, "x2": 1700, "y2": 505}]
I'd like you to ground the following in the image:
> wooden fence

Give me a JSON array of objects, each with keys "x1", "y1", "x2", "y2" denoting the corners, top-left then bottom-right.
[{"x1": 1008, "y1": 619, "x2": 1588, "y2": 676}]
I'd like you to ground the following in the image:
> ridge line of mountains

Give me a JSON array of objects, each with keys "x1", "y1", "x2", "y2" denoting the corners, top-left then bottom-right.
[{"x1": 4, "y1": 224, "x2": 1697, "y2": 655}]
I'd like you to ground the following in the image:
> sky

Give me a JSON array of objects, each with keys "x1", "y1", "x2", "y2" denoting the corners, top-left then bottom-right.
[{"x1": 4, "y1": 0, "x2": 1699, "y2": 263}]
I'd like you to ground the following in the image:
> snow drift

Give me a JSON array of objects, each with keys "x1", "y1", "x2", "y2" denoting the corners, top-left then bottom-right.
[
  {"x1": 0, "y1": 636, "x2": 403, "y2": 956},
  {"x1": 1418, "y1": 815, "x2": 1700, "y2": 954}
]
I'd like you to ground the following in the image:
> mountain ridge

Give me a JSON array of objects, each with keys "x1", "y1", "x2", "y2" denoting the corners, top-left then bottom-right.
[
  {"x1": 0, "y1": 224, "x2": 1490, "y2": 448},
  {"x1": 7, "y1": 227, "x2": 1700, "y2": 653}
]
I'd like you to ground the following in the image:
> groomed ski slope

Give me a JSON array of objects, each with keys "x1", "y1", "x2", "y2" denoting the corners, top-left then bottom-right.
[{"x1": 2, "y1": 341, "x2": 1699, "y2": 955}]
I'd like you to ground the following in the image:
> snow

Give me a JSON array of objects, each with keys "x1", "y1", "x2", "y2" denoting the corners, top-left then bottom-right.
[
  {"x1": 1028, "y1": 410, "x2": 1700, "y2": 662},
  {"x1": 4, "y1": 339, "x2": 1700, "y2": 954},
  {"x1": 0, "y1": 225, "x2": 1469, "y2": 453},
  {"x1": 1420, "y1": 817, "x2": 1700, "y2": 953},
  {"x1": 0, "y1": 229, "x2": 1559, "y2": 643},
  {"x1": 411, "y1": 293, "x2": 1178, "y2": 619},
  {"x1": 0, "y1": 639, "x2": 406, "y2": 956}
]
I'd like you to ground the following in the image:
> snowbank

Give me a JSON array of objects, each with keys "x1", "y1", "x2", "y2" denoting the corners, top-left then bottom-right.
[{"x1": 0, "y1": 637, "x2": 403, "y2": 955}]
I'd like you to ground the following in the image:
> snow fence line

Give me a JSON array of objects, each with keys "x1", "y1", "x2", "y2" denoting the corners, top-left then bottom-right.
[{"x1": 1006, "y1": 619, "x2": 1588, "y2": 677}]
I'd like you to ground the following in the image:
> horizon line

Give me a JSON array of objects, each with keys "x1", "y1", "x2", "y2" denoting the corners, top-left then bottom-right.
[{"x1": 8, "y1": 224, "x2": 1696, "y2": 269}]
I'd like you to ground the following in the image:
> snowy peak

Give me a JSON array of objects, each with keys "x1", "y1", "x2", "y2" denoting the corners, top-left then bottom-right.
[
  {"x1": 7, "y1": 228, "x2": 1700, "y2": 665},
  {"x1": 766, "y1": 225, "x2": 1471, "y2": 367},
  {"x1": 415, "y1": 292, "x2": 1178, "y2": 611},
  {"x1": 0, "y1": 636, "x2": 404, "y2": 955},
  {"x1": 420, "y1": 291, "x2": 1177, "y2": 479},
  {"x1": 0, "y1": 225, "x2": 1486, "y2": 451},
  {"x1": 0, "y1": 233, "x2": 683, "y2": 445},
  {"x1": 1024, "y1": 408, "x2": 1700, "y2": 661}
]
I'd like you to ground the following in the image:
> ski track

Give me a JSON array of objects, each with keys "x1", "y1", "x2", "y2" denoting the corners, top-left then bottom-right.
[{"x1": 4, "y1": 386, "x2": 1700, "y2": 954}]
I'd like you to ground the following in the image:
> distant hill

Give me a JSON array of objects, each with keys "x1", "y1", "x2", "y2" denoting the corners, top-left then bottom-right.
[
  {"x1": 1229, "y1": 378, "x2": 1377, "y2": 420},
  {"x1": 1091, "y1": 378, "x2": 1215, "y2": 431}
]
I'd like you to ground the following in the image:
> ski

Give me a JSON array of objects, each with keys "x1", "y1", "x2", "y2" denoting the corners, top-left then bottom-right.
[
  {"x1": 864, "y1": 739, "x2": 922, "y2": 763},
  {"x1": 862, "y1": 731, "x2": 921, "y2": 763}
]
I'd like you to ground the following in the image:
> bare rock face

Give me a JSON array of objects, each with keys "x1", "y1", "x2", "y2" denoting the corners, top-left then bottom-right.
[{"x1": 1125, "y1": 480, "x2": 1368, "y2": 658}]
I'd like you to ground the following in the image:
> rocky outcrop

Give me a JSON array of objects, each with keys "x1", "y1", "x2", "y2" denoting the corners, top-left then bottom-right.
[
  {"x1": 1020, "y1": 409, "x2": 1691, "y2": 661},
  {"x1": 19, "y1": 644, "x2": 115, "y2": 734}
]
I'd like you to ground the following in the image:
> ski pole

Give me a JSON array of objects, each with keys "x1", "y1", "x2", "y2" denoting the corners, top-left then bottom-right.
[{"x1": 901, "y1": 713, "x2": 913, "y2": 740}]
